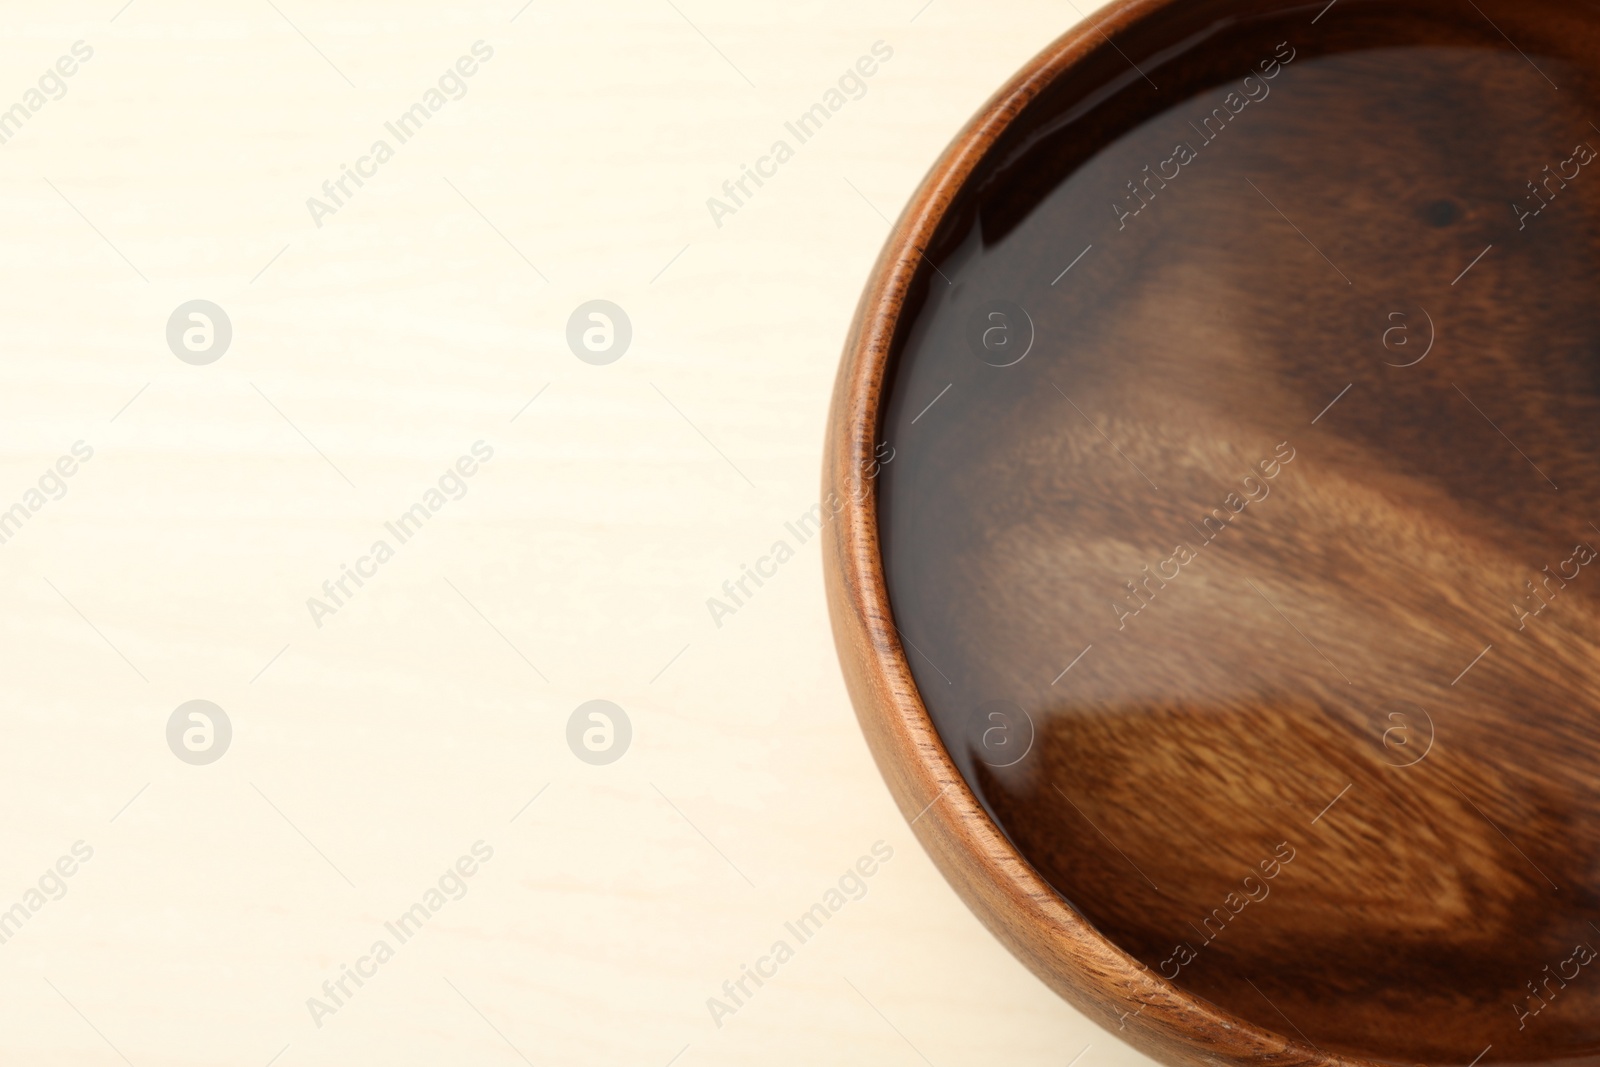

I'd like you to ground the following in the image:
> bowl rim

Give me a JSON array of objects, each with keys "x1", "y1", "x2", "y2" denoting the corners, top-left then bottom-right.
[{"x1": 819, "y1": 3, "x2": 1374, "y2": 1064}]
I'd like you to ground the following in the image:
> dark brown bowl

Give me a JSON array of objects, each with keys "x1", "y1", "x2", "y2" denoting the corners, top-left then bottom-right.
[{"x1": 823, "y1": 1, "x2": 1600, "y2": 1064}]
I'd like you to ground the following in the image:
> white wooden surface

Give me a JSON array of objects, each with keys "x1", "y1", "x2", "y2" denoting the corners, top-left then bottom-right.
[{"x1": 0, "y1": 1, "x2": 1156, "y2": 1064}]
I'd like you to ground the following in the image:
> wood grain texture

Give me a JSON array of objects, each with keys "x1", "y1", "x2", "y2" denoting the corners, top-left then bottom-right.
[{"x1": 823, "y1": 1, "x2": 1600, "y2": 1065}]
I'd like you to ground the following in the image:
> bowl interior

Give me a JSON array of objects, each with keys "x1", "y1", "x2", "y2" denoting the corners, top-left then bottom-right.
[{"x1": 873, "y1": 0, "x2": 1600, "y2": 1061}]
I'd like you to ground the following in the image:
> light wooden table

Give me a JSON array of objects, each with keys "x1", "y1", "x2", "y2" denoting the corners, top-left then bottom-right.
[{"x1": 0, "y1": 1, "x2": 1153, "y2": 1063}]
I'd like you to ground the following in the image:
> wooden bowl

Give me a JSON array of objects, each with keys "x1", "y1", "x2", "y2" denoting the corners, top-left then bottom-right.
[{"x1": 823, "y1": 1, "x2": 1600, "y2": 1064}]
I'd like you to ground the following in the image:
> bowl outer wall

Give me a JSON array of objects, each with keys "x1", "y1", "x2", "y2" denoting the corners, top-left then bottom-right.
[{"x1": 819, "y1": 3, "x2": 1377, "y2": 1064}]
